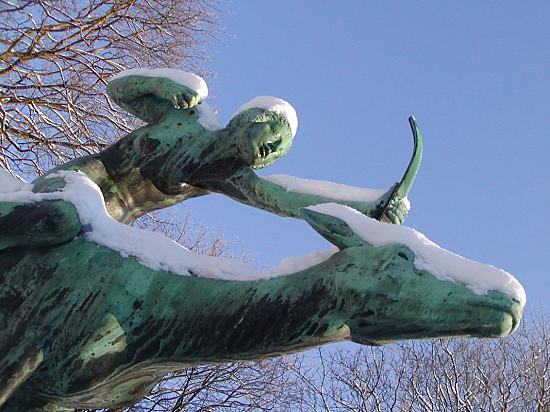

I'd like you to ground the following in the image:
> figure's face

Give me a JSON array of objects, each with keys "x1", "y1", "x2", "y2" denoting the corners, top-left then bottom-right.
[{"x1": 242, "y1": 119, "x2": 293, "y2": 169}]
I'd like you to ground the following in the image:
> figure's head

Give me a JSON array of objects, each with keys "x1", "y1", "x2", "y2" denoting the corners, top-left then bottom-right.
[{"x1": 227, "y1": 96, "x2": 298, "y2": 169}]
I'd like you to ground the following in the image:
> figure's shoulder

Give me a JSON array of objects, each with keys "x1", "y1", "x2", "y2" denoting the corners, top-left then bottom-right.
[{"x1": 169, "y1": 102, "x2": 223, "y2": 132}]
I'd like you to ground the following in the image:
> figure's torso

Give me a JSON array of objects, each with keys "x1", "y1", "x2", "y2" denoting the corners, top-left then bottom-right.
[{"x1": 45, "y1": 108, "x2": 228, "y2": 223}]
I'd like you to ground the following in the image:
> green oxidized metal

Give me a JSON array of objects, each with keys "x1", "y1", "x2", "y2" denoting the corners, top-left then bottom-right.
[{"x1": 0, "y1": 73, "x2": 523, "y2": 411}]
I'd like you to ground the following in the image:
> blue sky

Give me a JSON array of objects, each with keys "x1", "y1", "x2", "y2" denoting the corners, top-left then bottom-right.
[{"x1": 183, "y1": 2, "x2": 549, "y2": 309}]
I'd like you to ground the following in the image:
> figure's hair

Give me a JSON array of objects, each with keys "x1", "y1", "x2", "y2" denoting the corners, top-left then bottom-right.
[{"x1": 227, "y1": 108, "x2": 292, "y2": 136}]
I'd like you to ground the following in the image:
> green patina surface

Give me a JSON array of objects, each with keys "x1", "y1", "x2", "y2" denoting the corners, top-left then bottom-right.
[
  {"x1": 0, "y1": 233, "x2": 521, "y2": 411},
  {"x1": 0, "y1": 73, "x2": 523, "y2": 411}
]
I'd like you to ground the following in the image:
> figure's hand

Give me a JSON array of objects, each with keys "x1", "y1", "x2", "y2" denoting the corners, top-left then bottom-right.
[
  {"x1": 384, "y1": 195, "x2": 410, "y2": 225},
  {"x1": 149, "y1": 77, "x2": 201, "y2": 110}
]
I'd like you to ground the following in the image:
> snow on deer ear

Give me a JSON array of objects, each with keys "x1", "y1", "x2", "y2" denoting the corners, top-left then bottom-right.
[
  {"x1": 305, "y1": 203, "x2": 526, "y2": 309},
  {"x1": 234, "y1": 96, "x2": 298, "y2": 138}
]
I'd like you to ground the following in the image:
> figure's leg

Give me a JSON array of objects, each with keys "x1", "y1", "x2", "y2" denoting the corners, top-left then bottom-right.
[{"x1": 0, "y1": 200, "x2": 81, "y2": 251}]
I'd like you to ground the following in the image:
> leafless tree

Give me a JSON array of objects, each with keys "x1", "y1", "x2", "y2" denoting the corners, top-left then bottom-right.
[
  {"x1": 1, "y1": 2, "x2": 303, "y2": 411},
  {"x1": 285, "y1": 309, "x2": 549, "y2": 412},
  {"x1": 0, "y1": 2, "x2": 309, "y2": 410},
  {"x1": 124, "y1": 357, "x2": 303, "y2": 412},
  {"x1": 0, "y1": 0, "x2": 218, "y2": 175},
  {"x1": 3, "y1": 3, "x2": 548, "y2": 412},
  {"x1": 136, "y1": 210, "x2": 231, "y2": 258}
]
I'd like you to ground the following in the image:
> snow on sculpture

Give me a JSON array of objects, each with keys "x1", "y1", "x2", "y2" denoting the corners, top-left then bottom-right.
[{"x1": 0, "y1": 69, "x2": 525, "y2": 411}]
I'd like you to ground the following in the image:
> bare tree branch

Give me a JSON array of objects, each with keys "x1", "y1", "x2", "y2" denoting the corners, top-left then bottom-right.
[
  {"x1": 284, "y1": 310, "x2": 549, "y2": 412},
  {"x1": 0, "y1": 0, "x2": 219, "y2": 175}
]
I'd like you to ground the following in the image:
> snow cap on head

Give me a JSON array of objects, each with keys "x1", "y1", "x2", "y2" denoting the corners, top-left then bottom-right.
[
  {"x1": 234, "y1": 96, "x2": 298, "y2": 138},
  {"x1": 111, "y1": 68, "x2": 208, "y2": 100}
]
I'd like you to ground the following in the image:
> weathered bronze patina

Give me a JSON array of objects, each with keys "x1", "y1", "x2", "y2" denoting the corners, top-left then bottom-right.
[{"x1": 0, "y1": 73, "x2": 523, "y2": 411}]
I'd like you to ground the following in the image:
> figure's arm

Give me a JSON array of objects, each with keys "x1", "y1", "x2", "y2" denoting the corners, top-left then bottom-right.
[
  {"x1": 0, "y1": 200, "x2": 81, "y2": 251},
  {"x1": 213, "y1": 116, "x2": 421, "y2": 224},
  {"x1": 207, "y1": 169, "x2": 408, "y2": 224},
  {"x1": 107, "y1": 74, "x2": 203, "y2": 124}
]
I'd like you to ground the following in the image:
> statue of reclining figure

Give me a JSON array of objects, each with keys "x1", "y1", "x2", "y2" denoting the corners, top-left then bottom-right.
[{"x1": 0, "y1": 69, "x2": 525, "y2": 411}]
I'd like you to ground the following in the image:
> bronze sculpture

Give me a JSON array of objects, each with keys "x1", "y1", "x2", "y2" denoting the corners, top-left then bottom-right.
[{"x1": 0, "y1": 69, "x2": 525, "y2": 411}]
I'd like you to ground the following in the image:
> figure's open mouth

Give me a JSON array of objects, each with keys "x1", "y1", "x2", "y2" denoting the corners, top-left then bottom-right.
[{"x1": 256, "y1": 139, "x2": 282, "y2": 159}]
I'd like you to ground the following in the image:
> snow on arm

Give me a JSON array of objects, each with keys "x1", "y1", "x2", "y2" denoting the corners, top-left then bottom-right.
[
  {"x1": 111, "y1": 68, "x2": 208, "y2": 99},
  {"x1": 263, "y1": 174, "x2": 386, "y2": 203},
  {"x1": 111, "y1": 68, "x2": 221, "y2": 131},
  {"x1": 235, "y1": 96, "x2": 298, "y2": 137},
  {"x1": 308, "y1": 203, "x2": 526, "y2": 306}
]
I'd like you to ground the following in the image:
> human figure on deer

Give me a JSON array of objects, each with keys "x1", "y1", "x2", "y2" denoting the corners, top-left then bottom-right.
[{"x1": 0, "y1": 69, "x2": 524, "y2": 411}]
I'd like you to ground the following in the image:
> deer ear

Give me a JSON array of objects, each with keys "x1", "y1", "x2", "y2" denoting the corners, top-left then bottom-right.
[{"x1": 300, "y1": 208, "x2": 368, "y2": 250}]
